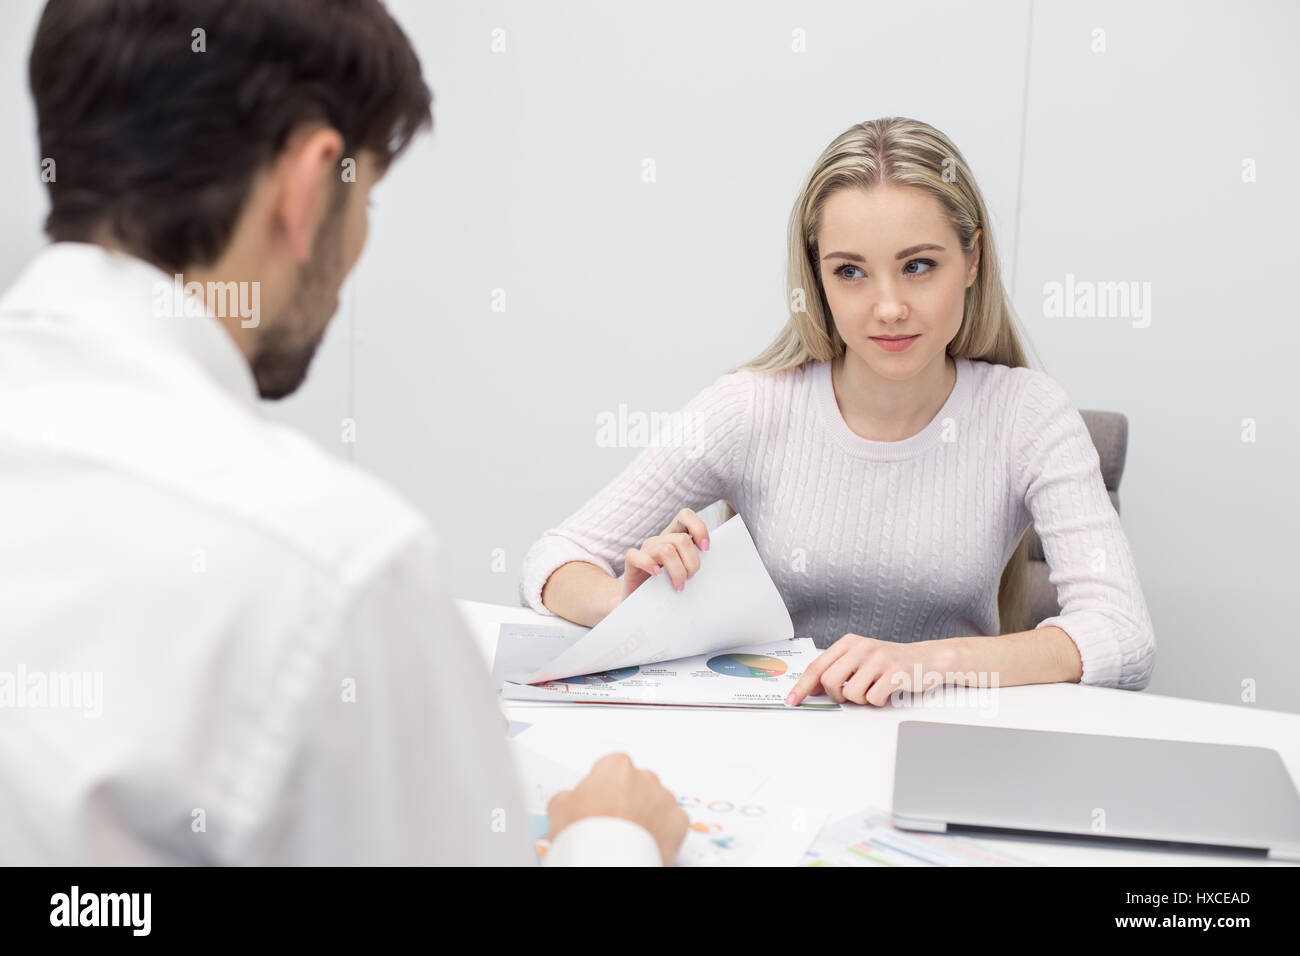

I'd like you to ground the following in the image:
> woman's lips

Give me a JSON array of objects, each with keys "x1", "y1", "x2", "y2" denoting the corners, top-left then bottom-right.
[{"x1": 870, "y1": 334, "x2": 920, "y2": 352}]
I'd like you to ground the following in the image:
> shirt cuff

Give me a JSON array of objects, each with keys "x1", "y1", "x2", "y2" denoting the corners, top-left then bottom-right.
[
  {"x1": 543, "y1": 817, "x2": 663, "y2": 866},
  {"x1": 519, "y1": 535, "x2": 617, "y2": 616}
]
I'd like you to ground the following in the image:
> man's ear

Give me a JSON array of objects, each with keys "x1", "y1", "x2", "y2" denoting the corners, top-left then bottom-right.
[
  {"x1": 966, "y1": 227, "x2": 982, "y2": 287},
  {"x1": 275, "y1": 125, "x2": 346, "y2": 263}
]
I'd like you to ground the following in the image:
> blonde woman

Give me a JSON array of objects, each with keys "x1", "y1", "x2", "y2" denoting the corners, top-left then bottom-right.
[{"x1": 520, "y1": 117, "x2": 1155, "y2": 707}]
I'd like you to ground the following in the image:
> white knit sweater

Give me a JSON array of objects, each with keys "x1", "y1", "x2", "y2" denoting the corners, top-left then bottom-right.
[{"x1": 520, "y1": 356, "x2": 1156, "y2": 690}]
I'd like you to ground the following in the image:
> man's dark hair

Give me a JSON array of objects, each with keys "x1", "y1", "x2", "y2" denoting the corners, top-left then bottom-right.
[{"x1": 29, "y1": 0, "x2": 433, "y2": 272}]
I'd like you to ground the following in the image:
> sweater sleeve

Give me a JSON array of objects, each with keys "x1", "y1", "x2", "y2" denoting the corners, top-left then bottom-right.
[
  {"x1": 1010, "y1": 371, "x2": 1156, "y2": 690},
  {"x1": 519, "y1": 370, "x2": 754, "y2": 615}
]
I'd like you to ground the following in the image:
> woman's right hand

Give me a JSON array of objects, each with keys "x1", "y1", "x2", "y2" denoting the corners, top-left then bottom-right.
[{"x1": 621, "y1": 508, "x2": 711, "y2": 602}]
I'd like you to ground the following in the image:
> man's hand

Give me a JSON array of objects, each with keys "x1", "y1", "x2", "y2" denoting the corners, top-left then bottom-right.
[
  {"x1": 786, "y1": 633, "x2": 955, "y2": 707},
  {"x1": 547, "y1": 753, "x2": 689, "y2": 865}
]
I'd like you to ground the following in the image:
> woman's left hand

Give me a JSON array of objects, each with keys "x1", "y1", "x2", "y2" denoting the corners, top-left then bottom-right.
[{"x1": 786, "y1": 633, "x2": 954, "y2": 707}]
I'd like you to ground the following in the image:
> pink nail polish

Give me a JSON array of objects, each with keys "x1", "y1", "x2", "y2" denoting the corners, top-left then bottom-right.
[
  {"x1": 784, "y1": 693, "x2": 797, "y2": 707},
  {"x1": 702, "y1": 539, "x2": 710, "y2": 551}
]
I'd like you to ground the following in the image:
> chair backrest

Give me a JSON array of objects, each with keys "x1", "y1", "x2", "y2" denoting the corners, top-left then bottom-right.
[{"x1": 1026, "y1": 410, "x2": 1129, "y2": 624}]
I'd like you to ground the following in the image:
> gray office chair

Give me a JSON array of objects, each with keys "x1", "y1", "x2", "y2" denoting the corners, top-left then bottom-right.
[{"x1": 1026, "y1": 410, "x2": 1129, "y2": 624}]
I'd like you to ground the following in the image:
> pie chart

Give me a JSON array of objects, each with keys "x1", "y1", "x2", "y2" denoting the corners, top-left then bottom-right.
[
  {"x1": 553, "y1": 665, "x2": 640, "y2": 685},
  {"x1": 706, "y1": 653, "x2": 787, "y2": 679}
]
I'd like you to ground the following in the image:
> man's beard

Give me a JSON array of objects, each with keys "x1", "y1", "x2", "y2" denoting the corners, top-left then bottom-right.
[{"x1": 251, "y1": 213, "x2": 343, "y2": 401}]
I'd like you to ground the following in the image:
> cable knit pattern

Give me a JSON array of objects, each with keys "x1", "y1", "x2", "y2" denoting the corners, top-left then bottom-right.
[{"x1": 519, "y1": 357, "x2": 1156, "y2": 690}]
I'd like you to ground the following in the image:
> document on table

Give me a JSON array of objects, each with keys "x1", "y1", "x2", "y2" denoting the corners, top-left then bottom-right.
[
  {"x1": 506, "y1": 514, "x2": 794, "y2": 684},
  {"x1": 801, "y1": 807, "x2": 1041, "y2": 867},
  {"x1": 496, "y1": 633, "x2": 838, "y2": 708},
  {"x1": 512, "y1": 728, "x2": 1035, "y2": 866},
  {"x1": 512, "y1": 723, "x2": 828, "y2": 866}
]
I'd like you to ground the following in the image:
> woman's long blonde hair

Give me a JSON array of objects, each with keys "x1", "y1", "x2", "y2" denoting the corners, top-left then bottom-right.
[{"x1": 733, "y1": 117, "x2": 1040, "y2": 635}]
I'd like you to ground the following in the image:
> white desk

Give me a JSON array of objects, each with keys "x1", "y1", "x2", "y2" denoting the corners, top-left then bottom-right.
[{"x1": 460, "y1": 599, "x2": 1300, "y2": 866}]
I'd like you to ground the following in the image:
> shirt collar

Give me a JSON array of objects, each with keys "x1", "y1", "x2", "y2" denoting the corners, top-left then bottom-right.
[{"x1": 0, "y1": 241, "x2": 260, "y2": 409}]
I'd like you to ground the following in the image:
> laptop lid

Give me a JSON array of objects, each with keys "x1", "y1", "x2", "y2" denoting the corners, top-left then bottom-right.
[{"x1": 891, "y1": 720, "x2": 1300, "y2": 861}]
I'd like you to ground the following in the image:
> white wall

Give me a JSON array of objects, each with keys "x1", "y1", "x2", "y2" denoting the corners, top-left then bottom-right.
[
  {"x1": 2, "y1": 1, "x2": 1296, "y2": 714},
  {"x1": 1013, "y1": 0, "x2": 1300, "y2": 713}
]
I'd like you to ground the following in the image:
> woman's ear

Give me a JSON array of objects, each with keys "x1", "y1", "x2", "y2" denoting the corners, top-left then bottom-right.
[{"x1": 966, "y1": 228, "x2": 983, "y2": 288}]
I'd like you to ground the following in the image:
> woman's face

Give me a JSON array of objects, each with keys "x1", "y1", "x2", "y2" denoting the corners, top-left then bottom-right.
[{"x1": 815, "y1": 184, "x2": 980, "y2": 380}]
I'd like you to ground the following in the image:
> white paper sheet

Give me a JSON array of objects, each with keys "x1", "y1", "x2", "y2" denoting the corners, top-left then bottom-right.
[
  {"x1": 517, "y1": 514, "x2": 793, "y2": 683},
  {"x1": 800, "y1": 806, "x2": 1042, "y2": 867}
]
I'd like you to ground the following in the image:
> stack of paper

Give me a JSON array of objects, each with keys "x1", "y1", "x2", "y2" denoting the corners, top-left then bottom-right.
[{"x1": 492, "y1": 515, "x2": 836, "y2": 709}]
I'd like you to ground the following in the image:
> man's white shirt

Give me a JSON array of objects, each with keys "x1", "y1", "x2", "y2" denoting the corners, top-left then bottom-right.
[{"x1": 0, "y1": 242, "x2": 659, "y2": 865}]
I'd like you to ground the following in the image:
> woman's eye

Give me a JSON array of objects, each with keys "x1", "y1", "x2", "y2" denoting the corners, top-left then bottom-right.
[
  {"x1": 904, "y1": 258, "x2": 936, "y2": 275},
  {"x1": 833, "y1": 264, "x2": 864, "y2": 280}
]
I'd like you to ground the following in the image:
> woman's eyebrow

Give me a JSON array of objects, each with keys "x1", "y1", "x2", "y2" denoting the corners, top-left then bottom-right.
[{"x1": 821, "y1": 243, "x2": 946, "y2": 262}]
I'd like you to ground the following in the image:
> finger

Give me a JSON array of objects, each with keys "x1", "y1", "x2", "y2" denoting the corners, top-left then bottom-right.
[
  {"x1": 669, "y1": 509, "x2": 710, "y2": 551},
  {"x1": 867, "y1": 664, "x2": 922, "y2": 708},
  {"x1": 842, "y1": 663, "x2": 883, "y2": 706},
  {"x1": 646, "y1": 540, "x2": 689, "y2": 590},
  {"x1": 668, "y1": 534, "x2": 701, "y2": 577},
  {"x1": 819, "y1": 655, "x2": 861, "y2": 705},
  {"x1": 865, "y1": 669, "x2": 902, "y2": 708},
  {"x1": 592, "y1": 751, "x2": 634, "y2": 775},
  {"x1": 787, "y1": 645, "x2": 845, "y2": 705},
  {"x1": 787, "y1": 648, "x2": 837, "y2": 705},
  {"x1": 819, "y1": 670, "x2": 845, "y2": 704},
  {"x1": 624, "y1": 548, "x2": 662, "y2": 581}
]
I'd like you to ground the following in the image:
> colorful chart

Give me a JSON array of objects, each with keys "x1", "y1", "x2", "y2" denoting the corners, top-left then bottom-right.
[
  {"x1": 678, "y1": 797, "x2": 769, "y2": 817},
  {"x1": 552, "y1": 665, "x2": 640, "y2": 685},
  {"x1": 706, "y1": 653, "x2": 787, "y2": 679}
]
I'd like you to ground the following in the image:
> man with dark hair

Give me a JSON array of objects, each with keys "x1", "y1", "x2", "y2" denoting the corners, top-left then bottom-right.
[{"x1": 0, "y1": 0, "x2": 686, "y2": 865}]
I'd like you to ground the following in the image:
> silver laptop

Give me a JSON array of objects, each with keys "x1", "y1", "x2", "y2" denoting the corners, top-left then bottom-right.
[{"x1": 891, "y1": 720, "x2": 1300, "y2": 861}]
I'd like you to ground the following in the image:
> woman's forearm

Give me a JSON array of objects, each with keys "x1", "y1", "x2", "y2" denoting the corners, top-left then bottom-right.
[
  {"x1": 944, "y1": 625, "x2": 1083, "y2": 687},
  {"x1": 540, "y1": 561, "x2": 623, "y2": 627}
]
